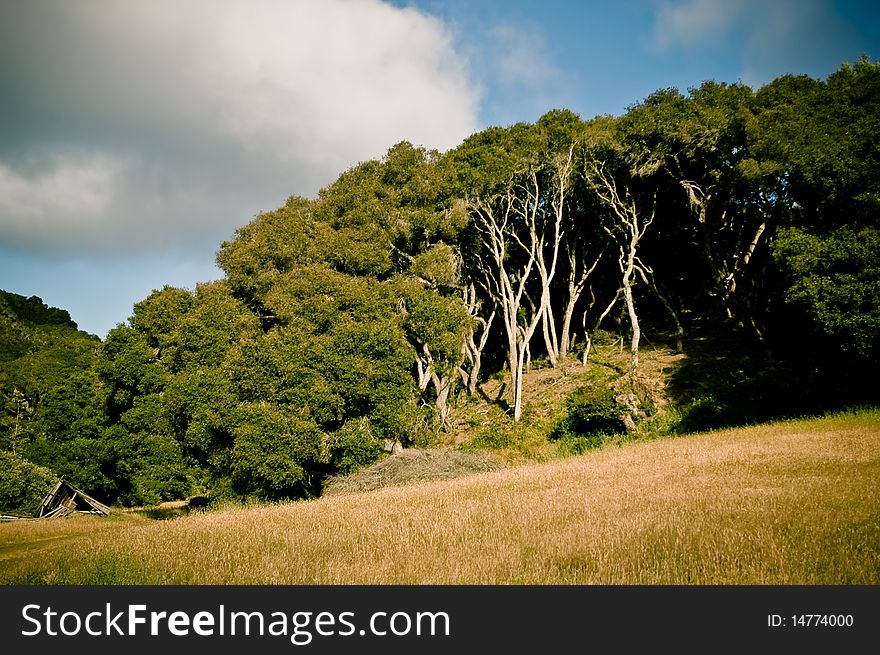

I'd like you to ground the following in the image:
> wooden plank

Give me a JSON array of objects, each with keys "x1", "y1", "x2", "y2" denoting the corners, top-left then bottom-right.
[
  {"x1": 35, "y1": 479, "x2": 113, "y2": 517},
  {"x1": 36, "y1": 479, "x2": 65, "y2": 518},
  {"x1": 1, "y1": 515, "x2": 36, "y2": 522},
  {"x1": 72, "y1": 489, "x2": 112, "y2": 515}
]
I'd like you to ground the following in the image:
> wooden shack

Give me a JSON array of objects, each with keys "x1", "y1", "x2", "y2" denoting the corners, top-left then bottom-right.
[{"x1": 35, "y1": 479, "x2": 112, "y2": 518}]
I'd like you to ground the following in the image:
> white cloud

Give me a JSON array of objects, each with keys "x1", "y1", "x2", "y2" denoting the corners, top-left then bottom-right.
[
  {"x1": 652, "y1": 0, "x2": 755, "y2": 50},
  {"x1": 0, "y1": 0, "x2": 480, "y2": 253},
  {"x1": 0, "y1": 153, "x2": 126, "y2": 244},
  {"x1": 161, "y1": 0, "x2": 477, "y2": 167}
]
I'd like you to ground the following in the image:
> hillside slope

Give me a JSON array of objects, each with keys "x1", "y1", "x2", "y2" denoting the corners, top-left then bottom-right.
[
  {"x1": 2, "y1": 410, "x2": 878, "y2": 584},
  {"x1": 326, "y1": 341, "x2": 685, "y2": 493}
]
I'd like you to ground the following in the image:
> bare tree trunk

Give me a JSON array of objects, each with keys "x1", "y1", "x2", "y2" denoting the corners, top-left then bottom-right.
[
  {"x1": 536, "y1": 145, "x2": 575, "y2": 368},
  {"x1": 471, "y1": 178, "x2": 545, "y2": 421},
  {"x1": 430, "y1": 369, "x2": 453, "y2": 427},
  {"x1": 633, "y1": 260, "x2": 684, "y2": 352},
  {"x1": 681, "y1": 179, "x2": 768, "y2": 340},
  {"x1": 585, "y1": 159, "x2": 655, "y2": 373},
  {"x1": 581, "y1": 287, "x2": 619, "y2": 365},
  {"x1": 559, "y1": 246, "x2": 603, "y2": 361},
  {"x1": 414, "y1": 342, "x2": 433, "y2": 392},
  {"x1": 525, "y1": 167, "x2": 562, "y2": 369},
  {"x1": 514, "y1": 333, "x2": 528, "y2": 421},
  {"x1": 559, "y1": 296, "x2": 577, "y2": 361},
  {"x1": 620, "y1": 245, "x2": 640, "y2": 371},
  {"x1": 459, "y1": 283, "x2": 495, "y2": 395},
  {"x1": 412, "y1": 340, "x2": 457, "y2": 428},
  {"x1": 541, "y1": 303, "x2": 559, "y2": 368}
]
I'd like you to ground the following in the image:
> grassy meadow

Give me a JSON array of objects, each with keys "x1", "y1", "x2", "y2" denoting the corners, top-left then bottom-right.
[{"x1": 1, "y1": 410, "x2": 878, "y2": 585}]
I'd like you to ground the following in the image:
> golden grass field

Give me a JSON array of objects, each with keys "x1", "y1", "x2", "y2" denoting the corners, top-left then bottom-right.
[{"x1": 1, "y1": 410, "x2": 878, "y2": 584}]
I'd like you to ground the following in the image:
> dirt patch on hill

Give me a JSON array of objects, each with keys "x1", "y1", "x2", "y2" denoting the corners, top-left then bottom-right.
[
  {"x1": 444, "y1": 346, "x2": 685, "y2": 444},
  {"x1": 323, "y1": 448, "x2": 502, "y2": 496},
  {"x1": 625, "y1": 349, "x2": 686, "y2": 412}
]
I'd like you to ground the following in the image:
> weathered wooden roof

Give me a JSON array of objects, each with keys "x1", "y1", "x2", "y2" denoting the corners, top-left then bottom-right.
[{"x1": 35, "y1": 479, "x2": 112, "y2": 518}]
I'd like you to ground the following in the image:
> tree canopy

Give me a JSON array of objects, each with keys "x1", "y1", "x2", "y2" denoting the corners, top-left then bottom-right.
[{"x1": 2, "y1": 59, "x2": 878, "y2": 508}]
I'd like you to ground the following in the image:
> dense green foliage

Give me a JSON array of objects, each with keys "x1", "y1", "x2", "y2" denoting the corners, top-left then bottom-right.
[
  {"x1": 2, "y1": 59, "x2": 878, "y2": 509},
  {"x1": 0, "y1": 450, "x2": 57, "y2": 515},
  {"x1": 549, "y1": 391, "x2": 627, "y2": 444}
]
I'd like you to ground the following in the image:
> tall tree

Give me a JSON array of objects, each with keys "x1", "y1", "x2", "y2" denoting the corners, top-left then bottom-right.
[
  {"x1": 582, "y1": 117, "x2": 659, "y2": 371},
  {"x1": 470, "y1": 169, "x2": 548, "y2": 421},
  {"x1": 532, "y1": 110, "x2": 583, "y2": 366}
]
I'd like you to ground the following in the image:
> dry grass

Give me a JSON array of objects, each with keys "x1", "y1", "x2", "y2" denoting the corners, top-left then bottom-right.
[{"x1": 1, "y1": 411, "x2": 878, "y2": 584}]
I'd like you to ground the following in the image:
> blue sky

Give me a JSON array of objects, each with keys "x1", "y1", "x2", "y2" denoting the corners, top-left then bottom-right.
[{"x1": 1, "y1": 0, "x2": 878, "y2": 337}]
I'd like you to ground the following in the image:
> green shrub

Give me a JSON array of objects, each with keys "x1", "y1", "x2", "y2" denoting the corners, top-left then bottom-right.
[
  {"x1": 461, "y1": 420, "x2": 550, "y2": 460},
  {"x1": 636, "y1": 407, "x2": 683, "y2": 438},
  {"x1": 550, "y1": 389, "x2": 626, "y2": 443},
  {"x1": 677, "y1": 394, "x2": 735, "y2": 433},
  {"x1": 0, "y1": 450, "x2": 58, "y2": 515},
  {"x1": 465, "y1": 424, "x2": 516, "y2": 450},
  {"x1": 326, "y1": 417, "x2": 384, "y2": 475}
]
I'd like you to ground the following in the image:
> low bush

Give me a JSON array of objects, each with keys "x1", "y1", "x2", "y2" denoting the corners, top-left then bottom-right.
[
  {"x1": 325, "y1": 417, "x2": 385, "y2": 475},
  {"x1": 549, "y1": 389, "x2": 627, "y2": 445},
  {"x1": 461, "y1": 420, "x2": 550, "y2": 460},
  {"x1": 0, "y1": 450, "x2": 58, "y2": 515}
]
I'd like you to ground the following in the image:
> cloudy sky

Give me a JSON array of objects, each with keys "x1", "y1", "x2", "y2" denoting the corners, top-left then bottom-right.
[{"x1": 1, "y1": 0, "x2": 878, "y2": 337}]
